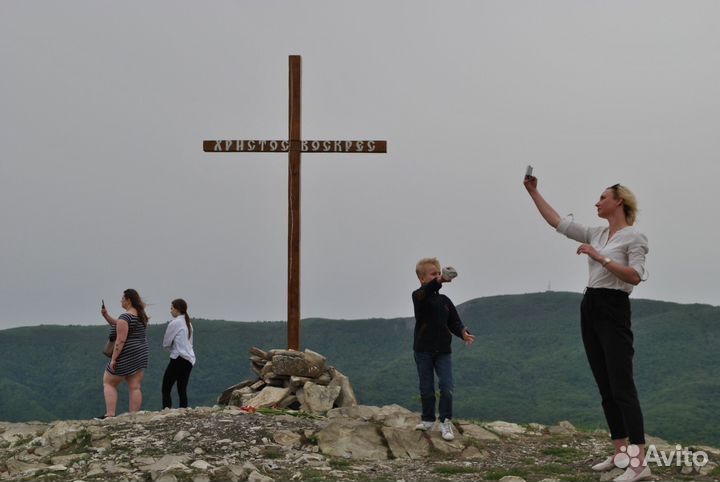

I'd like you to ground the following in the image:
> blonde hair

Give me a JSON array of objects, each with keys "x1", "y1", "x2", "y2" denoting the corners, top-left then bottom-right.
[
  {"x1": 609, "y1": 184, "x2": 639, "y2": 225},
  {"x1": 415, "y1": 257, "x2": 440, "y2": 278}
]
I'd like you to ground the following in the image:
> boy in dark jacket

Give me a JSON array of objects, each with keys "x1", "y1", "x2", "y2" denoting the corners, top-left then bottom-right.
[{"x1": 412, "y1": 257, "x2": 475, "y2": 440}]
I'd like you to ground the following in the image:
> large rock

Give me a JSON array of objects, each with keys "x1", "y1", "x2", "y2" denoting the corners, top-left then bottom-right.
[
  {"x1": 218, "y1": 380, "x2": 254, "y2": 405},
  {"x1": 327, "y1": 405, "x2": 378, "y2": 421},
  {"x1": 302, "y1": 349, "x2": 327, "y2": 367},
  {"x1": 303, "y1": 382, "x2": 341, "y2": 413},
  {"x1": 372, "y1": 405, "x2": 419, "y2": 428},
  {"x1": 548, "y1": 420, "x2": 576, "y2": 435},
  {"x1": 249, "y1": 346, "x2": 270, "y2": 360},
  {"x1": 328, "y1": 369, "x2": 358, "y2": 408},
  {"x1": 461, "y1": 445, "x2": 489, "y2": 460},
  {"x1": 1, "y1": 423, "x2": 48, "y2": 444},
  {"x1": 41, "y1": 421, "x2": 82, "y2": 448},
  {"x1": 381, "y1": 427, "x2": 430, "y2": 459},
  {"x1": 458, "y1": 422, "x2": 500, "y2": 441},
  {"x1": 484, "y1": 420, "x2": 527, "y2": 436},
  {"x1": 228, "y1": 389, "x2": 256, "y2": 408},
  {"x1": 428, "y1": 431, "x2": 465, "y2": 454},
  {"x1": 327, "y1": 404, "x2": 418, "y2": 428},
  {"x1": 317, "y1": 419, "x2": 388, "y2": 460},
  {"x1": 272, "y1": 353, "x2": 324, "y2": 378},
  {"x1": 244, "y1": 386, "x2": 291, "y2": 409}
]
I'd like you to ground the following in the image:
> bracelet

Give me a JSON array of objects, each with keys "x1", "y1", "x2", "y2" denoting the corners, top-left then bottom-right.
[{"x1": 602, "y1": 257, "x2": 611, "y2": 267}]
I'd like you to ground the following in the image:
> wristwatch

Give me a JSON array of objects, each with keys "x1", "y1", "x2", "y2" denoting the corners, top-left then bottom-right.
[{"x1": 602, "y1": 257, "x2": 612, "y2": 267}]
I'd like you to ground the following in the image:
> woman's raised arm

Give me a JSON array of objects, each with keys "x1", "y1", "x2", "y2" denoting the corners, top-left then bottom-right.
[
  {"x1": 101, "y1": 306, "x2": 118, "y2": 326},
  {"x1": 523, "y1": 175, "x2": 561, "y2": 228}
]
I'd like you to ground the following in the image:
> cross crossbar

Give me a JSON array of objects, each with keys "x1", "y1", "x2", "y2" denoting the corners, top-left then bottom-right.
[{"x1": 204, "y1": 140, "x2": 387, "y2": 153}]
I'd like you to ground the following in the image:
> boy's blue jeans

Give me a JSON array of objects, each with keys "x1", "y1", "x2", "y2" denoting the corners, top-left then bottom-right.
[{"x1": 414, "y1": 351, "x2": 454, "y2": 422}]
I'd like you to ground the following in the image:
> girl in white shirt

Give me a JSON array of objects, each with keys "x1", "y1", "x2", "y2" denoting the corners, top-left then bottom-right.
[
  {"x1": 524, "y1": 177, "x2": 651, "y2": 482},
  {"x1": 161, "y1": 298, "x2": 196, "y2": 409}
]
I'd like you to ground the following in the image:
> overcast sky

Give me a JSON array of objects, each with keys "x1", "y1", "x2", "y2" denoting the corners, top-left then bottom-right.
[{"x1": 1, "y1": 1, "x2": 719, "y2": 329}]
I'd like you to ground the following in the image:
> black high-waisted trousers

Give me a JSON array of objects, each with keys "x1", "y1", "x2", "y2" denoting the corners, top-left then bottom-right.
[{"x1": 581, "y1": 287, "x2": 645, "y2": 445}]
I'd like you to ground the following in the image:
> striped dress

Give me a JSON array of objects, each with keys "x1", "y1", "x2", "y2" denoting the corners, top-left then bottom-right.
[{"x1": 106, "y1": 313, "x2": 149, "y2": 376}]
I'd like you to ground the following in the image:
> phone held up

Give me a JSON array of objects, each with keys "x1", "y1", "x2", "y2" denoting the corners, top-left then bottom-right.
[{"x1": 525, "y1": 165, "x2": 533, "y2": 178}]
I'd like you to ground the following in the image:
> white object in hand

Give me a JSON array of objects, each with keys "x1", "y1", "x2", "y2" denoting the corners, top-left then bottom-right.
[{"x1": 442, "y1": 266, "x2": 458, "y2": 280}]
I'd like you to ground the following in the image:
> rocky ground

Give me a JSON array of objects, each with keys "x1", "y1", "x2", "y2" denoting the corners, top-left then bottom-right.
[{"x1": 1, "y1": 404, "x2": 718, "y2": 482}]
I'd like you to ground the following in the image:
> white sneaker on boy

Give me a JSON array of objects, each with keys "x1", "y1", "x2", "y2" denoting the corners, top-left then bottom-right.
[
  {"x1": 440, "y1": 419, "x2": 455, "y2": 441},
  {"x1": 415, "y1": 421, "x2": 434, "y2": 431}
]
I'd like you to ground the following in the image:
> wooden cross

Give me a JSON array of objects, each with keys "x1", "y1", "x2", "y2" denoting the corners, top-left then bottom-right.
[{"x1": 203, "y1": 55, "x2": 387, "y2": 351}]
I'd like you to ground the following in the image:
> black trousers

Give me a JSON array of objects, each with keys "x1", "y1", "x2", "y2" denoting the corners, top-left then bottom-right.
[
  {"x1": 581, "y1": 287, "x2": 645, "y2": 444},
  {"x1": 162, "y1": 357, "x2": 193, "y2": 409}
]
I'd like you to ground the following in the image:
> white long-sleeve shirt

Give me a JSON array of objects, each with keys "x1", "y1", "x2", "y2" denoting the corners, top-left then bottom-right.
[
  {"x1": 162, "y1": 315, "x2": 196, "y2": 365},
  {"x1": 557, "y1": 216, "x2": 649, "y2": 294}
]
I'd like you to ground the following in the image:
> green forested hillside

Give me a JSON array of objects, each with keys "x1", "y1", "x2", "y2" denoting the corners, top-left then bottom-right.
[{"x1": 1, "y1": 292, "x2": 718, "y2": 446}]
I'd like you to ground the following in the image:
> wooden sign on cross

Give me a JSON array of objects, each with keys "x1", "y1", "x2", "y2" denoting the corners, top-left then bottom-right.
[{"x1": 203, "y1": 55, "x2": 387, "y2": 351}]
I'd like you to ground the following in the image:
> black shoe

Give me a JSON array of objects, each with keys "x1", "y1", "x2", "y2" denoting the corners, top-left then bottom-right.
[{"x1": 93, "y1": 415, "x2": 107, "y2": 420}]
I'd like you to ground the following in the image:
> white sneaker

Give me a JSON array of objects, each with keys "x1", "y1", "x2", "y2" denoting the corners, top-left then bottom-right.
[
  {"x1": 613, "y1": 466, "x2": 652, "y2": 482},
  {"x1": 415, "y1": 421, "x2": 434, "y2": 431},
  {"x1": 440, "y1": 418, "x2": 455, "y2": 440},
  {"x1": 591, "y1": 455, "x2": 616, "y2": 471}
]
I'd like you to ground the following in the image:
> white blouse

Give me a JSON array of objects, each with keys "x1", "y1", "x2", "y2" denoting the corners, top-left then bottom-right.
[
  {"x1": 556, "y1": 216, "x2": 649, "y2": 294},
  {"x1": 162, "y1": 315, "x2": 196, "y2": 365}
]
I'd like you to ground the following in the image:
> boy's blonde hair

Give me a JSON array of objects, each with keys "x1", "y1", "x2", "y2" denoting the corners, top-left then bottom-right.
[{"x1": 416, "y1": 257, "x2": 440, "y2": 278}]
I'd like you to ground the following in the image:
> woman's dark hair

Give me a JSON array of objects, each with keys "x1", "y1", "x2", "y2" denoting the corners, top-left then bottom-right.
[
  {"x1": 172, "y1": 298, "x2": 192, "y2": 339},
  {"x1": 124, "y1": 289, "x2": 149, "y2": 326}
]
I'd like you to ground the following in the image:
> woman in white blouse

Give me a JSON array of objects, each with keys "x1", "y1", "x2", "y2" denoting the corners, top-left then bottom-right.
[
  {"x1": 161, "y1": 298, "x2": 196, "y2": 409},
  {"x1": 524, "y1": 177, "x2": 651, "y2": 482}
]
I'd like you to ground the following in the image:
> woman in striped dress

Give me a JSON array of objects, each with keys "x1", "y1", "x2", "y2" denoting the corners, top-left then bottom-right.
[{"x1": 98, "y1": 288, "x2": 149, "y2": 418}]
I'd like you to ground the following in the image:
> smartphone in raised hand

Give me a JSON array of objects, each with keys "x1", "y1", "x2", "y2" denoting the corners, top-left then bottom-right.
[
  {"x1": 102, "y1": 299, "x2": 105, "y2": 309},
  {"x1": 442, "y1": 266, "x2": 458, "y2": 281},
  {"x1": 525, "y1": 165, "x2": 534, "y2": 178}
]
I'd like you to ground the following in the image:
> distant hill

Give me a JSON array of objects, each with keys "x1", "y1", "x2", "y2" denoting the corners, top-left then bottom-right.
[{"x1": 0, "y1": 292, "x2": 718, "y2": 446}]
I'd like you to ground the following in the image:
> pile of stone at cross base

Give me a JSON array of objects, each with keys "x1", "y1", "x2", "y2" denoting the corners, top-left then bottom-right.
[{"x1": 217, "y1": 347, "x2": 357, "y2": 414}]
